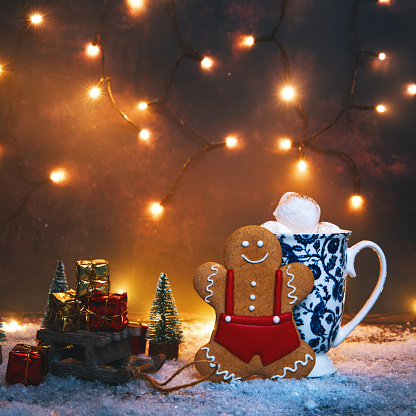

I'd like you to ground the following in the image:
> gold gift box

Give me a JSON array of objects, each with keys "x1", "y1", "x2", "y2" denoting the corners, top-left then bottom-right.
[
  {"x1": 46, "y1": 289, "x2": 85, "y2": 332},
  {"x1": 76, "y1": 259, "x2": 110, "y2": 298}
]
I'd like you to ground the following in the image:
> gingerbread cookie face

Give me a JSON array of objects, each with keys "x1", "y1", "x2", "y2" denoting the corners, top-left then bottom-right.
[
  {"x1": 193, "y1": 225, "x2": 316, "y2": 382},
  {"x1": 224, "y1": 226, "x2": 282, "y2": 272}
]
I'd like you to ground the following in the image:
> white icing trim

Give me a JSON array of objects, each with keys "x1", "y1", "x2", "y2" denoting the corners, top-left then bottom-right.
[
  {"x1": 204, "y1": 264, "x2": 220, "y2": 303},
  {"x1": 271, "y1": 354, "x2": 314, "y2": 379},
  {"x1": 201, "y1": 347, "x2": 241, "y2": 382},
  {"x1": 285, "y1": 265, "x2": 298, "y2": 305},
  {"x1": 241, "y1": 252, "x2": 269, "y2": 264}
]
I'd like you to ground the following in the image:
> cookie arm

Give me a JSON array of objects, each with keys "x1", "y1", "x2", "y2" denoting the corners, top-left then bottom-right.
[
  {"x1": 193, "y1": 262, "x2": 226, "y2": 312},
  {"x1": 280, "y1": 263, "x2": 314, "y2": 311}
]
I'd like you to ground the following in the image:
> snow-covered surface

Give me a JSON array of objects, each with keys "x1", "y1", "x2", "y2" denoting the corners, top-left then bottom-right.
[{"x1": 0, "y1": 317, "x2": 415, "y2": 415}]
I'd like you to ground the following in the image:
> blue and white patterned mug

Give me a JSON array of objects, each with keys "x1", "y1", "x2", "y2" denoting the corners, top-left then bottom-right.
[{"x1": 276, "y1": 232, "x2": 387, "y2": 377}]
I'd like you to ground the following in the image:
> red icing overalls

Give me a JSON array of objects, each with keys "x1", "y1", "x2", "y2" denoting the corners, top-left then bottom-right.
[{"x1": 214, "y1": 269, "x2": 300, "y2": 366}]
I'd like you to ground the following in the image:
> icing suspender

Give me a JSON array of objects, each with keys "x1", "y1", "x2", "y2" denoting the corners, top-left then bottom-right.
[
  {"x1": 225, "y1": 269, "x2": 283, "y2": 316},
  {"x1": 274, "y1": 269, "x2": 283, "y2": 316},
  {"x1": 225, "y1": 269, "x2": 234, "y2": 315}
]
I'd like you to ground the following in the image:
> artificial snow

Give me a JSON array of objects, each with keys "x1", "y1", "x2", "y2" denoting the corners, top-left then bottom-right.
[{"x1": 0, "y1": 318, "x2": 415, "y2": 415}]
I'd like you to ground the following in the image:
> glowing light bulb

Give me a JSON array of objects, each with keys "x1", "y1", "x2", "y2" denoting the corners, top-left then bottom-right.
[
  {"x1": 298, "y1": 159, "x2": 307, "y2": 172},
  {"x1": 139, "y1": 129, "x2": 150, "y2": 141},
  {"x1": 86, "y1": 43, "x2": 100, "y2": 57},
  {"x1": 281, "y1": 86, "x2": 295, "y2": 101},
  {"x1": 89, "y1": 86, "x2": 101, "y2": 99},
  {"x1": 350, "y1": 195, "x2": 363, "y2": 209},
  {"x1": 278, "y1": 138, "x2": 292, "y2": 150},
  {"x1": 149, "y1": 202, "x2": 164, "y2": 219},
  {"x1": 127, "y1": 0, "x2": 145, "y2": 10},
  {"x1": 50, "y1": 169, "x2": 67, "y2": 183},
  {"x1": 241, "y1": 36, "x2": 255, "y2": 48},
  {"x1": 201, "y1": 57, "x2": 213, "y2": 69},
  {"x1": 138, "y1": 102, "x2": 148, "y2": 110},
  {"x1": 30, "y1": 14, "x2": 43, "y2": 25},
  {"x1": 376, "y1": 105, "x2": 386, "y2": 113},
  {"x1": 407, "y1": 84, "x2": 416, "y2": 95},
  {"x1": 226, "y1": 136, "x2": 238, "y2": 148},
  {"x1": 5, "y1": 320, "x2": 20, "y2": 332},
  {"x1": 378, "y1": 52, "x2": 386, "y2": 61},
  {"x1": 378, "y1": 0, "x2": 390, "y2": 4}
]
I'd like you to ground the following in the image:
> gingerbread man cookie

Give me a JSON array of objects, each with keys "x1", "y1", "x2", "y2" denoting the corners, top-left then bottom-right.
[{"x1": 194, "y1": 225, "x2": 315, "y2": 382}]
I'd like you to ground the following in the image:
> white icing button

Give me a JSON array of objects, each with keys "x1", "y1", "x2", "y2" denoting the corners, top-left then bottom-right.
[
  {"x1": 251, "y1": 281, "x2": 257, "y2": 287},
  {"x1": 273, "y1": 316, "x2": 280, "y2": 324},
  {"x1": 225, "y1": 315, "x2": 231, "y2": 323},
  {"x1": 242, "y1": 240, "x2": 249, "y2": 247},
  {"x1": 249, "y1": 305, "x2": 255, "y2": 311},
  {"x1": 257, "y1": 240, "x2": 264, "y2": 247},
  {"x1": 250, "y1": 294, "x2": 256, "y2": 300}
]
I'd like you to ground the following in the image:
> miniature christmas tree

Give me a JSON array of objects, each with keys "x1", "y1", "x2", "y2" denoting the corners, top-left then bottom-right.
[
  {"x1": 0, "y1": 316, "x2": 5, "y2": 364},
  {"x1": 148, "y1": 273, "x2": 183, "y2": 359},
  {"x1": 0, "y1": 316, "x2": 6, "y2": 341},
  {"x1": 42, "y1": 259, "x2": 69, "y2": 328}
]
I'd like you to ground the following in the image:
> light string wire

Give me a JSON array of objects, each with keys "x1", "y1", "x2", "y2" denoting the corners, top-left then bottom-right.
[
  {"x1": 0, "y1": 0, "x2": 392, "y2": 226},
  {"x1": 89, "y1": 0, "x2": 228, "y2": 209},
  {"x1": 0, "y1": 3, "x2": 51, "y2": 228},
  {"x1": 288, "y1": 0, "x2": 386, "y2": 197},
  {"x1": 97, "y1": 0, "x2": 385, "y2": 208}
]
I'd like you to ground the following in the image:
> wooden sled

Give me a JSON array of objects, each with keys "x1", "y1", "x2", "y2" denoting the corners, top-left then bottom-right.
[{"x1": 37, "y1": 327, "x2": 135, "y2": 384}]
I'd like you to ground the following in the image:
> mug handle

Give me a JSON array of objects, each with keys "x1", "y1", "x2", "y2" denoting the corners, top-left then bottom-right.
[{"x1": 332, "y1": 240, "x2": 387, "y2": 347}]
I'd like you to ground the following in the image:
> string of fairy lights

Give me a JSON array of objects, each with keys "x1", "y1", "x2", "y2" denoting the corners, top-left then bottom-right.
[{"x1": 1, "y1": 0, "x2": 415, "y2": 227}]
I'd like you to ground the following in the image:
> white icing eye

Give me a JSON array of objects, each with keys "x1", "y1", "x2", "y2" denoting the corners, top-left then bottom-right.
[
  {"x1": 242, "y1": 241, "x2": 249, "y2": 247},
  {"x1": 257, "y1": 240, "x2": 264, "y2": 247}
]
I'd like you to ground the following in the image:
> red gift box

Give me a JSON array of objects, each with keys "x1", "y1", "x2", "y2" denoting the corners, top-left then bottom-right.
[
  {"x1": 87, "y1": 292, "x2": 128, "y2": 331},
  {"x1": 129, "y1": 323, "x2": 148, "y2": 354},
  {"x1": 5, "y1": 344, "x2": 49, "y2": 386}
]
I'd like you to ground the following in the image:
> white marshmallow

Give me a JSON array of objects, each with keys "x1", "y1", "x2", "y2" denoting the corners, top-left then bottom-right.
[
  {"x1": 273, "y1": 192, "x2": 320, "y2": 233},
  {"x1": 313, "y1": 221, "x2": 342, "y2": 234},
  {"x1": 261, "y1": 220, "x2": 293, "y2": 234}
]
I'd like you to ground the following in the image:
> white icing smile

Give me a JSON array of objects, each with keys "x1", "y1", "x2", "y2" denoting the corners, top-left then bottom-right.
[{"x1": 241, "y1": 252, "x2": 269, "y2": 264}]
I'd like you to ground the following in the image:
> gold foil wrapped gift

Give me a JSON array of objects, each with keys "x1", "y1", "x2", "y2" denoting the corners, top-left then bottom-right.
[
  {"x1": 46, "y1": 290, "x2": 85, "y2": 332},
  {"x1": 76, "y1": 259, "x2": 110, "y2": 298}
]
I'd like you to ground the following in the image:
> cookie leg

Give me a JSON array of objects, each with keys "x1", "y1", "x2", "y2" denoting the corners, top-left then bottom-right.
[
  {"x1": 195, "y1": 340, "x2": 252, "y2": 383},
  {"x1": 260, "y1": 342, "x2": 315, "y2": 380}
]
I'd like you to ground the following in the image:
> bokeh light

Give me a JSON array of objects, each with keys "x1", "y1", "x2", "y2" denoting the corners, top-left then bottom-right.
[
  {"x1": 350, "y1": 194, "x2": 364, "y2": 209},
  {"x1": 278, "y1": 138, "x2": 292, "y2": 151},
  {"x1": 30, "y1": 14, "x2": 43, "y2": 25},
  {"x1": 139, "y1": 129, "x2": 150, "y2": 141},
  {"x1": 201, "y1": 57, "x2": 213, "y2": 69},
  {"x1": 127, "y1": 0, "x2": 145, "y2": 12},
  {"x1": 407, "y1": 84, "x2": 416, "y2": 95},
  {"x1": 225, "y1": 136, "x2": 238, "y2": 148},
  {"x1": 86, "y1": 43, "x2": 100, "y2": 57},
  {"x1": 4, "y1": 320, "x2": 21, "y2": 332},
  {"x1": 298, "y1": 159, "x2": 307, "y2": 172},
  {"x1": 89, "y1": 86, "x2": 101, "y2": 99},
  {"x1": 281, "y1": 86, "x2": 295, "y2": 101},
  {"x1": 149, "y1": 202, "x2": 164, "y2": 219},
  {"x1": 50, "y1": 168, "x2": 67, "y2": 183},
  {"x1": 241, "y1": 35, "x2": 255, "y2": 48}
]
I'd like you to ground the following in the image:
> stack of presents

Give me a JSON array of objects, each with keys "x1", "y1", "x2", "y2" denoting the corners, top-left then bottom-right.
[{"x1": 6, "y1": 259, "x2": 148, "y2": 386}]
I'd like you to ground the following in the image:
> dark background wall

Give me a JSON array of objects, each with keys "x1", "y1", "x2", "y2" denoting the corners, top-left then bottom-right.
[{"x1": 0, "y1": 0, "x2": 415, "y2": 317}]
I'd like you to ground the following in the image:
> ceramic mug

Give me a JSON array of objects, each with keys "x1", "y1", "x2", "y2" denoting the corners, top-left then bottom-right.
[{"x1": 276, "y1": 231, "x2": 387, "y2": 377}]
